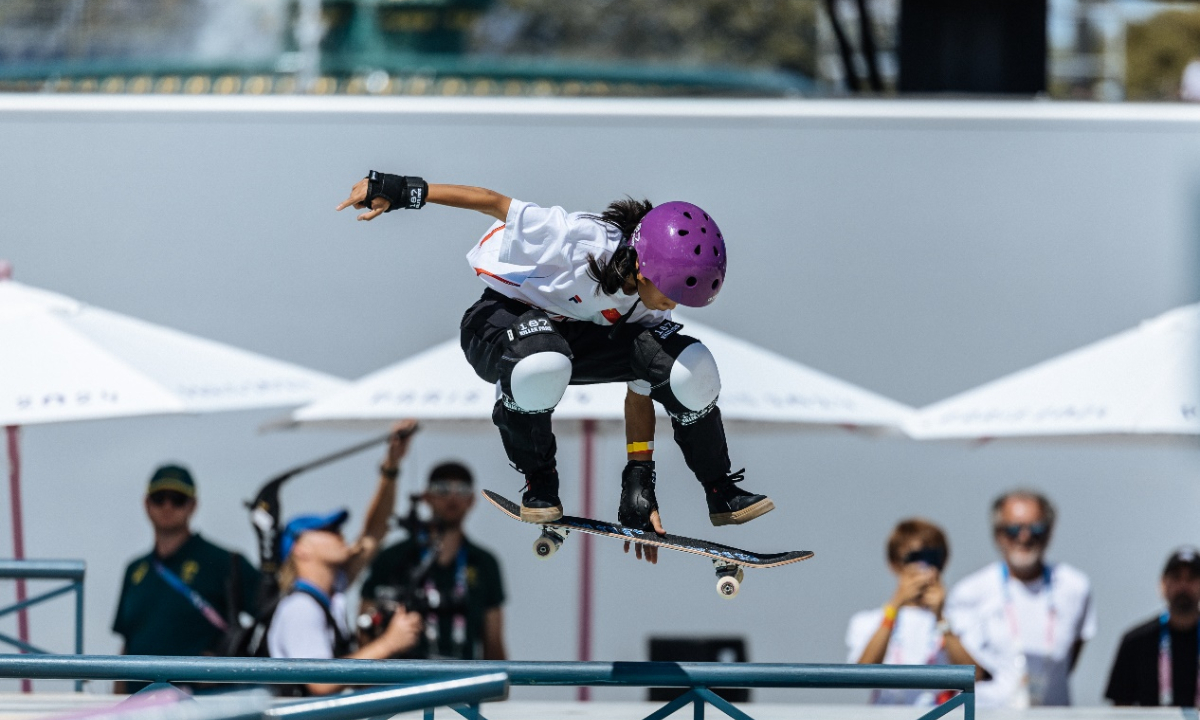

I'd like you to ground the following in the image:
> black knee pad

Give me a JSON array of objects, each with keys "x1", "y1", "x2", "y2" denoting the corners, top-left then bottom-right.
[
  {"x1": 498, "y1": 309, "x2": 574, "y2": 412},
  {"x1": 631, "y1": 320, "x2": 721, "y2": 422}
]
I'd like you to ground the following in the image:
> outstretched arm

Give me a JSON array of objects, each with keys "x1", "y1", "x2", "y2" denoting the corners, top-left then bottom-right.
[{"x1": 337, "y1": 174, "x2": 511, "y2": 222}]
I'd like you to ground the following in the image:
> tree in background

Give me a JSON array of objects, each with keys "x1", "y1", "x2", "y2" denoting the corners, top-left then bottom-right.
[{"x1": 1125, "y1": 8, "x2": 1200, "y2": 101}]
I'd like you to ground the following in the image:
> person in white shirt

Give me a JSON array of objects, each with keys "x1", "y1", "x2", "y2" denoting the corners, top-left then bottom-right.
[
  {"x1": 847, "y1": 518, "x2": 978, "y2": 705},
  {"x1": 945, "y1": 490, "x2": 1097, "y2": 708},
  {"x1": 337, "y1": 174, "x2": 774, "y2": 559},
  {"x1": 268, "y1": 424, "x2": 423, "y2": 696}
]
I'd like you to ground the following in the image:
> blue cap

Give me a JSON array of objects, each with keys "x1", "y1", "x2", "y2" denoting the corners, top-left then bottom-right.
[{"x1": 280, "y1": 508, "x2": 349, "y2": 561}]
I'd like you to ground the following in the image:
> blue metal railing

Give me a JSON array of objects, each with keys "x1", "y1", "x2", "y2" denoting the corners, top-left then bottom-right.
[
  {"x1": 0, "y1": 560, "x2": 86, "y2": 690},
  {"x1": 0, "y1": 656, "x2": 973, "y2": 720}
]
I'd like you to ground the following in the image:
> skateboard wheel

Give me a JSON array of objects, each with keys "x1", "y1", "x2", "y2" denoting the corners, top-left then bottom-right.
[
  {"x1": 716, "y1": 575, "x2": 740, "y2": 599},
  {"x1": 533, "y1": 534, "x2": 561, "y2": 560}
]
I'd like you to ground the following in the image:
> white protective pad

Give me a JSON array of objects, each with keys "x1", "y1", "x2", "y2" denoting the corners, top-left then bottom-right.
[
  {"x1": 510, "y1": 351, "x2": 573, "y2": 411},
  {"x1": 627, "y1": 379, "x2": 652, "y2": 396},
  {"x1": 669, "y1": 342, "x2": 721, "y2": 411}
]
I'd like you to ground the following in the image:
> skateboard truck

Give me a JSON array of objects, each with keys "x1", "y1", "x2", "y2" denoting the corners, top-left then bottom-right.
[
  {"x1": 713, "y1": 560, "x2": 745, "y2": 599},
  {"x1": 533, "y1": 527, "x2": 569, "y2": 560}
]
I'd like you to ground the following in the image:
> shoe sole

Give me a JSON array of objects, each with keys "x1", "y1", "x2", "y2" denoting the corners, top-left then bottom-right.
[
  {"x1": 710, "y1": 498, "x2": 775, "y2": 527},
  {"x1": 521, "y1": 505, "x2": 564, "y2": 523}
]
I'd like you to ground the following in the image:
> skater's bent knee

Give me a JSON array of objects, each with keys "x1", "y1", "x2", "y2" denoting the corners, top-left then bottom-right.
[{"x1": 509, "y1": 352, "x2": 572, "y2": 411}]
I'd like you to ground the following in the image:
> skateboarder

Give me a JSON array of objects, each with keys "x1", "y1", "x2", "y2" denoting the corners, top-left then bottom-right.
[{"x1": 337, "y1": 173, "x2": 774, "y2": 539}]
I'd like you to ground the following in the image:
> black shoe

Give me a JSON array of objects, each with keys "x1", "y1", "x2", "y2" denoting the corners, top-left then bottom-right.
[
  {"x1": 520, "y1": 468, "x2": 563, "y2": 523},
  {"x1": 617, "y1": 460, "x2": 659, "y2": 531},
  {"x1": 703, "y1": 469, "x2": 774, "y2": 526}
]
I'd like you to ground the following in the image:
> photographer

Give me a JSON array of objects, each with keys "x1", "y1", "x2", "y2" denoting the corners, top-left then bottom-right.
[
  {"x1": 266, "y1": 422, "x2": 423, "y2": 696},
  {"x1": 846, "y1": 518, "x2": 978, "y2": 705},
  {"x1": 360, "y1": 461, "x2": 506, "y2": 660}
]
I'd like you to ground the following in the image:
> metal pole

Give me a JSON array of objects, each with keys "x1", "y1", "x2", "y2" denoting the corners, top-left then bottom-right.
[
  {"x1": 6, "y1": 425, "x2": 32, "y2": 693},
  {"x1": 577, "y1": 419, "x2": 595, "y2": 701}
]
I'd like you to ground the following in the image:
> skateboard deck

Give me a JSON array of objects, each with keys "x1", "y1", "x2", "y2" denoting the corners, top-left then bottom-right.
[{"x1": 482, "y1": 489, "x2": 813, "y2": 598}]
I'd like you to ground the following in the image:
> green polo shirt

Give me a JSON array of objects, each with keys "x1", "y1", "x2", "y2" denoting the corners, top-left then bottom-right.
[
  {"x1": 113, "y1": 533, "x2": 260, "y2": 657},
  {"x1": 362, "y1": 536, "x2": 504, "y2": 659}
]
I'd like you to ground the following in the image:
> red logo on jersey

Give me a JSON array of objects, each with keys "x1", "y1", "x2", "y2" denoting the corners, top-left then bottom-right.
[
  {"x1": 568, "y1": 295, "x2": 582, "y2": 304},
  {"x1": 601, "y1": 308, "x2": 622, "y2": 323}
]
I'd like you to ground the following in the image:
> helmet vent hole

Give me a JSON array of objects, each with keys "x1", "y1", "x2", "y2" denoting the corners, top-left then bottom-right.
[
  {"x1": 683, "y1": 211, "x2": 693, "y2": 220},
  {"x1": 704, "y1": 213, "x2": 710, "y2": 221},
  {"x1": 712, "y1": 279, "x2": 720, "y2": 290},
  {"x1": 700, "y1": 227, "x2": 707, "y2": 234},
  {"x1": 693, "y1": 245, "x2": 701, "y2": 255},
  {"x1": 678, "y1": 229, "x2": 689, "y2": 236},
  {"x1": 713, "y1": 246, "x2": 719, "y2": 256},
  {"x1": 686, "y1": 277, "x2": 698, "y2": 287}
]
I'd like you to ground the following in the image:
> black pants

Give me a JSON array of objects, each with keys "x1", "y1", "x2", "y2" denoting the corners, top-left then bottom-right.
[{"x1": 459, "y1": 289, "x2": 732, "y2": 484}]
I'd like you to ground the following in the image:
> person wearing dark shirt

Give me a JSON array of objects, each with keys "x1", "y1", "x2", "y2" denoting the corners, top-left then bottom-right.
[
  {"x1": 1106, "y1": 547, "x2": 1200, "y2": 707},
  {"x1": 112, "y1": 465, "x2": 260, "y2": 692},
  {"x1": 360, "y1": 461, "x2": 506, "y2": 660}
]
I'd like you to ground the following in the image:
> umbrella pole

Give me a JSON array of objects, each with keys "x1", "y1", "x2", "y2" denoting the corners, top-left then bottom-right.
[
  {"x1": 576, "y1": 419, "x2": 595, "y2": 701},
  {"x1": 6, "y1": 426, "x2": 31, "y2": 693}
]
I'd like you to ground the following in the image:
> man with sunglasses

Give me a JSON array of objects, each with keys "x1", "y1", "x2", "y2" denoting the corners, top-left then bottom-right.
[
  {"x1": 360, "y1": 461, "x2": 507, "y2": 660},
  {"x1": 945, "y1": 490, "x2": 1096, "y2": 709},
  {"x1": 1105, "y1": 547, "x2": 1200, "y2": 707},
  {"x1": 112, "y1": 464, "x2": 260, "y2": 692}
]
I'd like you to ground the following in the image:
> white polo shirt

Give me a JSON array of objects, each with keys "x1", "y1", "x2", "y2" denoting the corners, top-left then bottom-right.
[
  {"x1": 946, "y1": 561, "x2": 1096, "y2": 708},
  {"x1": 845, "y1": 605, "x2": 950, "y2": 706},
  {"x1": 267, "y1": 590, "x2": 350, "y2": 659},
  {"x1": 465, "y1": 199, "x2": 671, "y2": 328}
]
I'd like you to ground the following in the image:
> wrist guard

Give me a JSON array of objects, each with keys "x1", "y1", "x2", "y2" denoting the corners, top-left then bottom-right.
[{"x1": 366, "y1": 171, "x2": 428, "y2": 211}]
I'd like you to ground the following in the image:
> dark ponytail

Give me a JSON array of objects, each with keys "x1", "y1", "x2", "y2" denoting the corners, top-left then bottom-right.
[{"x1": 585, "y1": 197, "x2": 653, "y2": 296}]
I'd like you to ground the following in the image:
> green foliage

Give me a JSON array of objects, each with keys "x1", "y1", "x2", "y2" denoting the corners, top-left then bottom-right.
[{"x1": 1125, "y1": 8, "x2": 1200, "y2": 101}]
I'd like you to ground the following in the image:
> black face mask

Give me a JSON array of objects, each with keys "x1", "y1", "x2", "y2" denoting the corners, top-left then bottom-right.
[{"x1": 902, "y1": 547, "x2": 947, "y2": 571}]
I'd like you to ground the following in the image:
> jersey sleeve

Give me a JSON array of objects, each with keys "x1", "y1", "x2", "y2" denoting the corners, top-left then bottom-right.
[
  {"x1": 268, "y1": 594, "x2": 335, "y2": 659},
  {"x1": 1103, "y1": 633, "x2": 1137, "y2": 705},
  {"x1": 111, "y1": 562, "x2": 135, "y2": 637},
  {"x1": 477, "y1": 551, "x2": 505, "y2": 609},
  {"x1": 945, "y1": 576, "x2": 1005, "y2": 678},
  {"x1": 497, "y1": 201, "x2": 581, "y2": 269},
  {"x1": 1078, "y1": 578, "x2": 1098, "y2": 642}
]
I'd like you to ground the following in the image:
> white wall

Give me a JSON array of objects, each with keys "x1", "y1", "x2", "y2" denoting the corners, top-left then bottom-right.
[{"x1": 1, "y1": 96, "x2": 1198, "y2": 703}]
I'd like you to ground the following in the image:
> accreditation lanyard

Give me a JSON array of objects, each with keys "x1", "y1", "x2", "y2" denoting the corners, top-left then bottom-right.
[
  {"x1": 152, "y1": 560, "x2": 228, "y2": 633},
  {"x1": 421, "y1": 546, "x2": 469, "y2": 658},
  {"x1": 1000, "y1": 563, "x2": 1056, "y2": 655},
  {"x1": 888, "y1": 611, "x2": 944, "y2": 666},
  {"x1": 1158, "y1": 612, "x2": 1200, "y2": 706}
]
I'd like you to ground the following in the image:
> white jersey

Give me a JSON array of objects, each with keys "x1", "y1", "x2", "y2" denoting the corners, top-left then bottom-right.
[
  {"x1": 946, "y1": 561, "x2": 1096, "y2": 708},
  {"x1": 845, "y1": 606, "x2": 950, "y2": 706},
  {"x1": 267, "y1": 590, "x2": 350, "y2": 659},
  {"x1": 465, "y1": 199, "x2": 671, "y2": 328}
]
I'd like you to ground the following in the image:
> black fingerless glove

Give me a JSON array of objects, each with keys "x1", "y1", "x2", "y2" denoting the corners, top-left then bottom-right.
[{"x1": 366, "y1": 171, "x2": 428, "y2": 211}]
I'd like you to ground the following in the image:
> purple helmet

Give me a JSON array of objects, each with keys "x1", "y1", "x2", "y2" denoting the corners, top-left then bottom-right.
[{"x1": 630, "y1": 201, "x2": 727, "y2": 307}]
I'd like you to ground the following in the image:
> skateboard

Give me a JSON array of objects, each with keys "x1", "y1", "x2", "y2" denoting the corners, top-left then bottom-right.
[{"x1": 482, "y1": 489, "x2": 813, "y2": 598}]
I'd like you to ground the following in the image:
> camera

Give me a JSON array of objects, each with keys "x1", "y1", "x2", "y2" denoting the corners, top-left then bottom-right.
[{"x1": 902, "y1": 547, "x2": 946, "y2": 571}]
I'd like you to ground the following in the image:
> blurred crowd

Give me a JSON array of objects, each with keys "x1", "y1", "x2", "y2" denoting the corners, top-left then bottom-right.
[{"x1": 111, "y1": 431, "x2": 1195, "y2": 707}]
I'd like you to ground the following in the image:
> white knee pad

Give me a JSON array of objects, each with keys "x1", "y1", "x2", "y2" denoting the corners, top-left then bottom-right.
[
  {"x1": 669, "y1": 342, "x2": 721, "y2": 412},
  {"x1": 509, "y1": 352, "x2": 572, "y2": 411}
]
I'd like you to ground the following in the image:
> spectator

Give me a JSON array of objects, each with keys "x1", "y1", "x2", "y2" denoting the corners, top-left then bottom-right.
[
  {"x1": 112, "y1": 464, "x2": 260, "y2": 693},
  {"x1": 946, "y1": 489, "x2": 1096, "y2": 708},
  {"x1": 360, "y1": 461, "x2": 506, "y2": 660},
  {"x1": 1105, "y1": 547, "x2": 1200, "y2": 707},
  {"x1": 846, "y1": 518, "x2": 978, "y2": 705},
  {"x1": 267, "y1": 421, "x2": 423, "y2": 696}
]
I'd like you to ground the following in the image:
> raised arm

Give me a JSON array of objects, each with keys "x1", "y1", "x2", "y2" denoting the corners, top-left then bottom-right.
[{"x1": 337, "y1": 173, "x2": 511, "y2": 222}]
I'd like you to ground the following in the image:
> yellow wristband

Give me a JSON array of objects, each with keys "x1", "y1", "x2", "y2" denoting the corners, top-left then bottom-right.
[
  {"x1": 881, "y1": 604, "x2": 898, "y2": 630},
  {"x1": 626, "y1": 441, "x2": 655, "y2": 453}
]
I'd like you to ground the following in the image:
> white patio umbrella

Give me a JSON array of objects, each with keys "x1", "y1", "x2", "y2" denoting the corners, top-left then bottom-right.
[
  {"x1": 289, "y1": 316, "x2": 914, "y2": 429},
  {"x1": 905, "y1": 302, "x2": 1200, "y2": 441},
  {"x1": 286, "y1": 315, "x2": 913, "y2": 695},
  {"x1": 0, "y1": 267, "x2": 348, "y2": 668}
]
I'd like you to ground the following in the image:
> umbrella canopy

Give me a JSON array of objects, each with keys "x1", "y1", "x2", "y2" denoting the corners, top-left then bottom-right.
[
  {"x1": 905, "y1": 303, "x2": 1200, "y2": 440},
  {"x1": 288, "y1": 316, "x2": 914, "y2": 429},
  {"x1": 0, "y1": 279, "x2": 347, "y2": 425}
]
